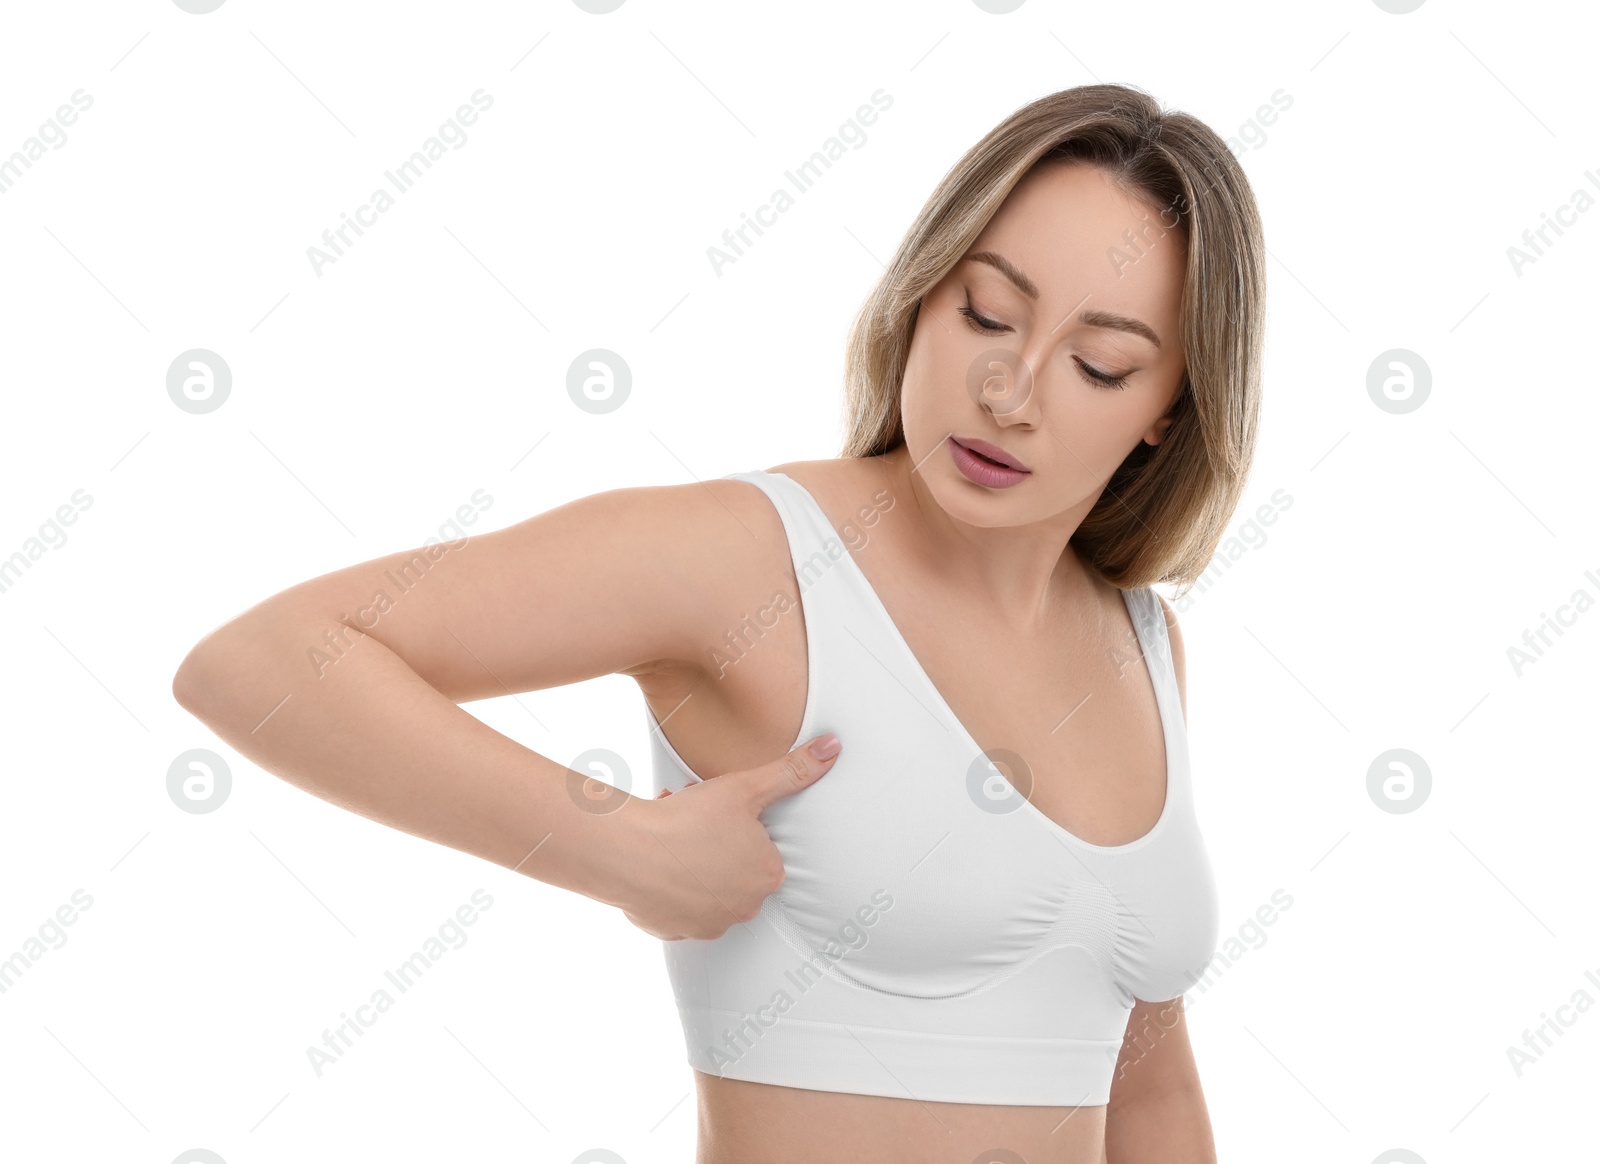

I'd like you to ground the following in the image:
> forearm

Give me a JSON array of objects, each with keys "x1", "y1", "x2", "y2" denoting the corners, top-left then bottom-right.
[
  {"x1": 1104, "y1": 1084, "x2": 1216, "y2": 1163},
  {"x1": 172, "y1": 604, "x2": 640, "y2": 907}
]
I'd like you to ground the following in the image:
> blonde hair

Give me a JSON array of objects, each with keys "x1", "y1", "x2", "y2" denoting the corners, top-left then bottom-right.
[{"x1": 838, "y1": 83, "x2": 1265, "y2": 595}]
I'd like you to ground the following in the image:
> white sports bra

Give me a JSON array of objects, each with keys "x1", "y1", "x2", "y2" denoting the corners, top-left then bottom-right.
[{"x1": 645, "y1": 468, "x2": 1220, "y2": 1106}]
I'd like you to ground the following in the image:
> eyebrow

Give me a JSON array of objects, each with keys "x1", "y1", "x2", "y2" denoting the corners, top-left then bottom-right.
[{"x1": 963, "y1": 250, "x2": 1163, "y2": 351}]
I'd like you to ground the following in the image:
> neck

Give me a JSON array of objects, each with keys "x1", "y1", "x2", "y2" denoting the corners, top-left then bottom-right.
[{"x1": 874, "y1": 443, "x2": 1103, "y2": 629}]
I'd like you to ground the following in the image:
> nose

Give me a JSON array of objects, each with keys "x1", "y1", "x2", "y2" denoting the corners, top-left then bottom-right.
[{"x1": 980, "y1": 349, "x2": 1043, "y2": 428}]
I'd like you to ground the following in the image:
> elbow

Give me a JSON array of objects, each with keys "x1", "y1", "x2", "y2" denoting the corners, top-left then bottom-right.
[
  {"x1": 172, "y1": 604, "x2": 304, "y2": 720},
  {"x1": 172, "y1": 619, "x2": 256, "y2": 716},
  {"x1": 172, "y1": 642, "x2": 219, "y2": 716},
  {"x1": 173, "y1": 598, "x2": 313, "y2": 719}
]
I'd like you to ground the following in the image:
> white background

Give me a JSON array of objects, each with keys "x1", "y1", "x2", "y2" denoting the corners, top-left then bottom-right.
[{"x1": 1, "y1": 0, "x2": 1595, "y2": 1161}]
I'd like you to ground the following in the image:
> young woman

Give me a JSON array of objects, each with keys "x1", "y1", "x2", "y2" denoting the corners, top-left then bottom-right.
[{"x1": 174, "y1": 83, "x2": 1264, "y2": 1164}]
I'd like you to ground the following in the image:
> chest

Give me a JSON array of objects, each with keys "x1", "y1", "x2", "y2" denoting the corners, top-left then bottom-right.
[
  {"x1": 843, "y1": 551, "x2": 1173, "y2": 852},
  {"x1": 741, "y1": 588, "x2": 1185, "y2": 1001}
]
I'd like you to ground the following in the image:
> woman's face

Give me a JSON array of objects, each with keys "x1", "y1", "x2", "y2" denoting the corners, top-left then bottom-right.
[{"x1": 900, "y1": 160, "x2": 1189, "y2": 528}]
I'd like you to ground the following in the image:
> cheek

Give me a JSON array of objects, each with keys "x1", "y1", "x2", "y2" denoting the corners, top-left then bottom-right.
[
  {"x1": 907, "y1": 323, "x2": 990, "y2": 420},
  {"x1": 899, "y1": 341, "x2": 948, "y2": 424},
  {"x1": 1039, "y1": 399, "x2": 1146, "y2": 471}
]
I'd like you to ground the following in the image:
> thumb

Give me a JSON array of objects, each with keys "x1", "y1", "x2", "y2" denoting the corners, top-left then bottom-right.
[{"x1": 741, "y1": 733, "x2": 842, "y2": 813}]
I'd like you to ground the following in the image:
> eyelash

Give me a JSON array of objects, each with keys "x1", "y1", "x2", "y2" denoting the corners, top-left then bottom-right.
[{"x1": 957, "y1": 300, "x2": 1130, "y2": 391}]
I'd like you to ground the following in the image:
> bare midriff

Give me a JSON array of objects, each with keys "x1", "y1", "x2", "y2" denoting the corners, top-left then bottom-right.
[{"x1": 691, "y1": 1072, "x2": 1108, "y2": 1164}]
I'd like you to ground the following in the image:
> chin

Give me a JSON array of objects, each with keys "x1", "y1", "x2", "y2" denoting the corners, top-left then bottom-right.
[{"x1": 931, "y1": 473, "x2": 1031, "y2": 521}]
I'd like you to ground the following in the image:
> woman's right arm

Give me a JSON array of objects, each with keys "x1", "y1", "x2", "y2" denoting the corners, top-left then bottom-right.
[{"x1": 170, "y1": 480, "x2": 840, "y2": 937}]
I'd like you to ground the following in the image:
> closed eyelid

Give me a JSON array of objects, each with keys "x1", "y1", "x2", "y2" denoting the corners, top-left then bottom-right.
[
  {"x1": 953, "y1": 289, "x2": 1017, "y2": 324},
  {"x1": 964, "y1": 250, "x2": 1164, "y2": 350},
  {"x1": 966, "y1": 296, "x2": 1133, "y2": 369},
  {"x1": 966, "y1": 279, "x2": 1028, "y2": 313},
  {"x1": 1076, "y1": 347, "x2": 1137, "y2": 372}
]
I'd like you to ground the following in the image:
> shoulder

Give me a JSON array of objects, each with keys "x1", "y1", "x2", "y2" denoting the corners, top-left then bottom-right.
[
  {"x1": 581, "y1": 474, "x2": 802, "y2": 676},
  {"x1": 691, "y1": 472, "x2": 796, "y2": 555},
  {"x1": 589, "y1": 473, "x2": 786, "y2": 551},
  {"x1": 767, "y1": 456, "x2": 889, "y2": 503},
  {"x1": 766, "y1": 456, "x2": 902, "y2": 531},
  {"x1": 1150, "y1": 590, "x2": 1186, "y2": 711}
]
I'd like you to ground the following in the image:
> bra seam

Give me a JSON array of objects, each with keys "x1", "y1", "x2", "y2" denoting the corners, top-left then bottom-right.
[
  {"x1": 760, "y1": 891, "x2": 1120, "y2": 1002},
  {"x1": 676, "y1": 1005, "x2": 1126, "y2": 1045}
]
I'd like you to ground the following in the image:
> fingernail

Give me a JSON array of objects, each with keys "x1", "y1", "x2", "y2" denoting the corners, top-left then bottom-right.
[{"x1": 808, "y1": 733, "x2": 841, "y2": 760}]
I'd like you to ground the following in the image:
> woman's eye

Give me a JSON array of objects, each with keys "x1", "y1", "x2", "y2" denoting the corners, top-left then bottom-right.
[
  {"x1": 1075, "y1": 360, "x2": 1130, "y2": 391},
  {"x1": 957, "y1": 300, "x2": 1007, "y2": 334},
  {"x1": 959, "y1": 295, "x2": 1129, "y2": 390}
]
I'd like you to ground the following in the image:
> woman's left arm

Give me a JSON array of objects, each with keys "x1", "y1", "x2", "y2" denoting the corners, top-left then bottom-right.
[
  {"x1": 1103, "y1": 596, "x2": 1215, "y2": 1161},
  {"x1": 1104, "y1": 996, "x2": 1216, "y2": 1162}
]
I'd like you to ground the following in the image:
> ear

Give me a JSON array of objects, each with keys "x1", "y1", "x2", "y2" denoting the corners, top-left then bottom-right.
[
  {"x1": 1143, "y1": 377, "x2": 1186, "y2": 446},
  {"x1": 1142, "y1": 412, "x2": 1176, "y2": 447}
]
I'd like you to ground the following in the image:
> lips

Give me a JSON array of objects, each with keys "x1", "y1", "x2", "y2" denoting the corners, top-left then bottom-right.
[{"x1": 951, "y1": 436, "x2": 1029, "y2": 472}]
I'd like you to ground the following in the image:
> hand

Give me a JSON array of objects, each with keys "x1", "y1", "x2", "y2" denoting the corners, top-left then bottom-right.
[{"x1": 617, "y1": 734, "x2": 843, "y2": 941}]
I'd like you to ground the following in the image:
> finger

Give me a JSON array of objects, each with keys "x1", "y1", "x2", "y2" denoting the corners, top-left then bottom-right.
[{"x1": 744, "y1": 734, "x2": 841, "y2": 812}]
